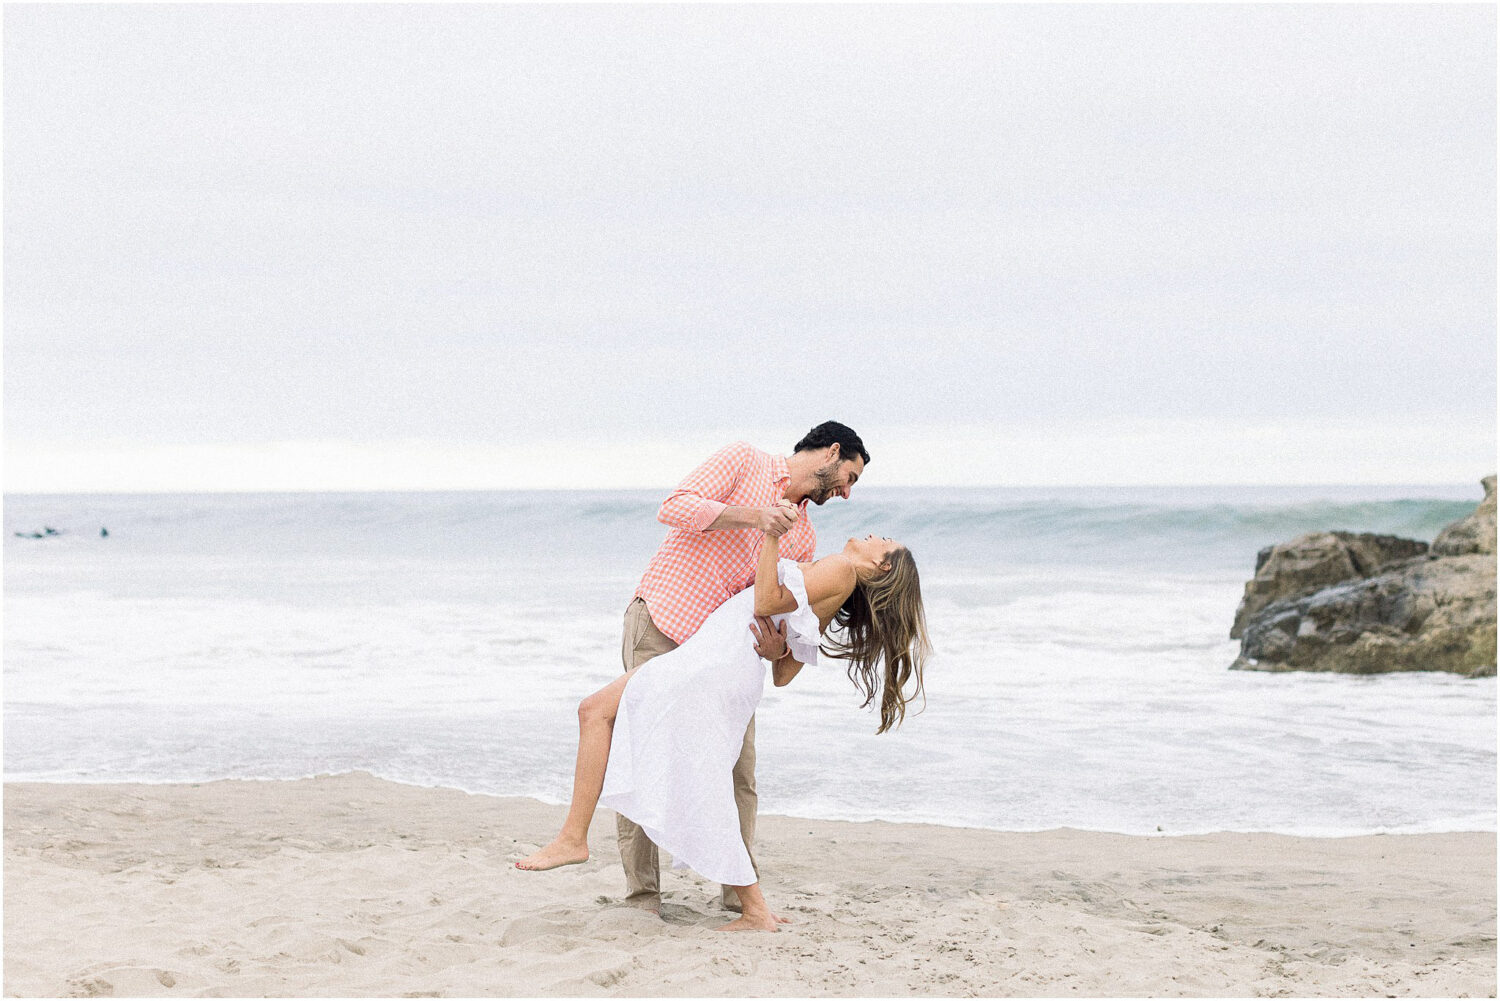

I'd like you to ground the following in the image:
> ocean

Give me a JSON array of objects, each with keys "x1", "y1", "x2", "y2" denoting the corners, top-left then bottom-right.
[{"x1": 4, "y1": 485, "x2": 1494, "y2": 836}]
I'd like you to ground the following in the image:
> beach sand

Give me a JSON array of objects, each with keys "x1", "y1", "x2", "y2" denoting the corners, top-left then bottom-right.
[{"x1": 4, "y1": 772, "x2": 1494, "y2": 997}]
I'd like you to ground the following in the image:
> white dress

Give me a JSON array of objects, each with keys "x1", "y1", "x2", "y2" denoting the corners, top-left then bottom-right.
[{"x1": 599, "y1": 559, "x2": 821, "y2": 887}]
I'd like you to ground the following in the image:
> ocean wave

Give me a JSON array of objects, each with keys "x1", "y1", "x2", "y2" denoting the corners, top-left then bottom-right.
[{"x1": 3, "y1": 488, "x2": 1478, "y2": 573}]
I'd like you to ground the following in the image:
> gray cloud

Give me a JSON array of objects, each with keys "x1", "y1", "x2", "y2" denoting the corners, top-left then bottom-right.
[{"x1": 4, "y1": 4, "x2": 1493, "y2": 484}]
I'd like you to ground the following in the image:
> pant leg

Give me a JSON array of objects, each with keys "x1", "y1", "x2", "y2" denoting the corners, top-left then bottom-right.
[
  {"x1": 615, "y1": 598, "x2": 677, "y2": 910},
  {"x1": 720, "y1": 714, "x2": 760, "y2": 910}
]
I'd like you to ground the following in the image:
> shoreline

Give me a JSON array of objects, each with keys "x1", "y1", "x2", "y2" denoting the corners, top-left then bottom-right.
[
  {"x1": 7, "y1": 768, "x2": 1498, "y2": 841},
  {"x1": 6, "y1": 772, "x2": 1495, "y2": 997}
]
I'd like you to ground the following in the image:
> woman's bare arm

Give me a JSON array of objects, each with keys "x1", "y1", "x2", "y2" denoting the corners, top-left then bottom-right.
[
  {"x1": 771, "y1": 652, "x2": 803, "y2": 687},
  {"x1": 754, "y1": 531, "x2": 798, "y2": 616}
]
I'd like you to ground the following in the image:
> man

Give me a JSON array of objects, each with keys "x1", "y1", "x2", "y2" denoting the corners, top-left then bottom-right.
[{"x1": 617, "y1": 420, "x2": 869, "y2": 914}]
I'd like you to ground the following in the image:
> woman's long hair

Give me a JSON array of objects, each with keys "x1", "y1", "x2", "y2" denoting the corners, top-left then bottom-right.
[{"x1": 820, "y1": 547, "x2": 931, "y2": 734}]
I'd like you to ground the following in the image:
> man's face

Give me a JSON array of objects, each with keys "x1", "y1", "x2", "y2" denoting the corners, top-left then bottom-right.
[{"x1": 808, "y1": 449, "x2": 864, "y2": 505}]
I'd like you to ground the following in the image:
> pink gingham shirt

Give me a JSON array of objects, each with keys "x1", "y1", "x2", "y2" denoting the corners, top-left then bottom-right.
[{"x1": 635, "y1": 441, "x2": 817, "y2": 644}]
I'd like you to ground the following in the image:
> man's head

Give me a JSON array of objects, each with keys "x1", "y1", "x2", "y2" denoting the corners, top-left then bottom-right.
[{"x1": 789, "y1": 421, "x2": 869, "y2": 505}]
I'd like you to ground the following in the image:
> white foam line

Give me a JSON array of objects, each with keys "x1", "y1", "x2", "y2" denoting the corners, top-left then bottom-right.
[{"x1": 6, "y1": 767, "x2": 1494, "y2": 838}]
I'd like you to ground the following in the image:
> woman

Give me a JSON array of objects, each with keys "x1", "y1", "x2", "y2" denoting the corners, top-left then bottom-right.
[{"x1": 515, "y1": 523, "x2": 930, "y2": 932}]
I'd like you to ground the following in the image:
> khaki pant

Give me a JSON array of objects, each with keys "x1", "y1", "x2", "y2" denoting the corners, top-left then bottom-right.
[{"x1": 616, "y1": 597, "x2": 759, "y2": 911}]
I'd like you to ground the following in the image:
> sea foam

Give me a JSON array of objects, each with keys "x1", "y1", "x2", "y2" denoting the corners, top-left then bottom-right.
[{"x1": 5, "y1": 485, "x2": 1493, "y2": 835}]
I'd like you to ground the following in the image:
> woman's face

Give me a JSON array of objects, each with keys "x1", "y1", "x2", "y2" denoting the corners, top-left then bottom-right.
[{"x1": 844, "y1": 533, "x2": 900, "y2": 570}]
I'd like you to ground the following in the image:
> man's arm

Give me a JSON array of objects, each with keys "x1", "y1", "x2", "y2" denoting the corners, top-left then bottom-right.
[
  {"x1": 657, "y1": 441, "x2": 794, "y2": 535},
  {"x1": 706, "y1": 505, "x2": 794, "y2": 532}
]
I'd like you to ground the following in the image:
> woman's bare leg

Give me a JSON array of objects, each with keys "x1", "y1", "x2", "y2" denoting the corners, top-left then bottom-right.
[
  {"x1": 515, "y1": 668, "x2": 637, "y2": 871},
  {"x1": 716, "y1": 882, "x2": 779, "y2": 931}
]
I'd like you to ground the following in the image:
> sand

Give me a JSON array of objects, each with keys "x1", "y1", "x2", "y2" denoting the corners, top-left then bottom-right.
[{"x1": 4, "y1": 772, "x2": 1494, "y2": 997}]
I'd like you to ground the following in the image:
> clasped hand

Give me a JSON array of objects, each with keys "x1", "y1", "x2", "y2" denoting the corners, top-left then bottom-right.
[{"x1": 758, "y1": 499, "x2": 799, "y2": 538}]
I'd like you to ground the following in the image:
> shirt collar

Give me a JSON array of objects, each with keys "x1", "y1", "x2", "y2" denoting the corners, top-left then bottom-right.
[
  {"x1": 772, "y1": 454, "x2": 807, "y2": 508},
  {"x1": 772, "y1": 453, "x2": 789, "y2": 484}
]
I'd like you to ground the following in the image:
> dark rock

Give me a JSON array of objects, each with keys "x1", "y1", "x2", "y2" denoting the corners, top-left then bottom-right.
[
  {"x1": 1432, "y1": 475, "x2": 1496, "y2": 557},
  {"x1": 1230, "y1": 531, "x2": 1428, "y2": 639},
  {"x1": 1231, "y1": 476, "x2": 1497, "y2": 677},
  {"x1": 1339, "y1": 532, "x2": 1430, "y2": 576},
  {"x1": 1232, "y1": 554, "x2": 1496, "y2": 676}
]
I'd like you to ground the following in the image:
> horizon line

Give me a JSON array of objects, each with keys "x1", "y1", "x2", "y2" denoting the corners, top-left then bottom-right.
[{"x1": 4, "y1": 479, "x2": 1487, "y2": 498}]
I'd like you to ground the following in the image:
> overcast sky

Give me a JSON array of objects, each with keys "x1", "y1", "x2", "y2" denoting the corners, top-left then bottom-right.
[{"x1": 5, "y1": 4, "x2": 1494, "y2": 490}]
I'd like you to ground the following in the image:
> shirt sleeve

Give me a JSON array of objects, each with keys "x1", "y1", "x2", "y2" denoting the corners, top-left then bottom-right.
[{"x1": 657, "y1": 441, "x2": 754, "y2": 532}]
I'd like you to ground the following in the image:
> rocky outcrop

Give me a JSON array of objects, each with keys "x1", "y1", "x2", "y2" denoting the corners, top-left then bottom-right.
[
  {"x1": 1230, "y1": 532, "x2": 1428, "y2": 639},
  {"x1": 1432, "y1": 475, "x2": 1496, "y2": 556},
  {"x1": 1230, "y1": 476, "x2": 1497, "y2": 677}
]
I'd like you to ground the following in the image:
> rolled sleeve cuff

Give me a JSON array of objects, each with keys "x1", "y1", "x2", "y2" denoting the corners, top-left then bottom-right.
[{"x1": 687, "y1": 498, "x2": 728, "y2": 532}]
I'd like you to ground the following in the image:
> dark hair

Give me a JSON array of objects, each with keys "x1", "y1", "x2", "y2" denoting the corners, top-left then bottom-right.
[{"x1": 793, "y1": 421, "x2": 870, "y2": 466}]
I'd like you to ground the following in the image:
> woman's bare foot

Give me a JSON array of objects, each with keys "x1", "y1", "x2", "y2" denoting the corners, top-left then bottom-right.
[
  {"x1": 514, "y1": 837, "x2": 589, "y2": 871},
  {"x1": 716, "y1": 911, "x2": 780, "y2": 932}
]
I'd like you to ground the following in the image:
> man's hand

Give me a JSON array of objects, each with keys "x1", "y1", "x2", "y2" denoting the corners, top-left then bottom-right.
[
  {"x1": 754, "y1": 500, "x2": 799, "y2": 538},
  {"x1": 750, "y1": 615, "x2": 789, "y2": 661}
]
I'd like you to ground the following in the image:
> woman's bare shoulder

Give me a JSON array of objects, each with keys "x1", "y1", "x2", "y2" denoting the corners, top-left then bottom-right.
[
  {"x1": 799, "y1": 554, "x2": 856, "y2": 604},
  {"x1": 798, "y1": 553, "x2": 854, "y2": 574}
]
